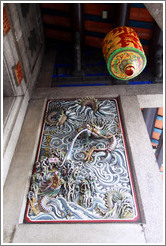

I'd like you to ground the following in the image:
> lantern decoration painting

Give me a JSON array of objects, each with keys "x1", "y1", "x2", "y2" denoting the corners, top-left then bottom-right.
[{"x1": 102, "y1": 26, "x2": 147, "y2": 80}]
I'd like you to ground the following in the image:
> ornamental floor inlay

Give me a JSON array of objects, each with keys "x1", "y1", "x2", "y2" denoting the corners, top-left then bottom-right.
[{"x1": 24, "y1": 97, "x2": 140, "y2": 223}]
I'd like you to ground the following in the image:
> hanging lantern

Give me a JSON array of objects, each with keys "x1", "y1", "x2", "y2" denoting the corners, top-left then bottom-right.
[{"x1": 102, "y1": 26, "x2": 147, "y2": 80}]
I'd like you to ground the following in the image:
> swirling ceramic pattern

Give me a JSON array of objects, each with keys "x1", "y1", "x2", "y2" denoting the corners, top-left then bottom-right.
[{"x1": 25, "y1": 98, "x2": 139, "y2": 223}]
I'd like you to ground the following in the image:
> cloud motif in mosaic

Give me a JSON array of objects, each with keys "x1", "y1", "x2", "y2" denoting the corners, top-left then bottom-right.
[{"x1": 25, "y1": 98, "x2": 139, "y2": 223}]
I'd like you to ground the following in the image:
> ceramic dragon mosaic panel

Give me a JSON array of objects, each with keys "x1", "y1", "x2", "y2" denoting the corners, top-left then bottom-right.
[{"x1": 24, "y1": 97, "x2": 140, "y2": 223}]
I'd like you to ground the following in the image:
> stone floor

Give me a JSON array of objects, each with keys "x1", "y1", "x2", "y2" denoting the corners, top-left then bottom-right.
[{"x1": 3, "y1": 48, "x2": 164, "y2": 244}]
